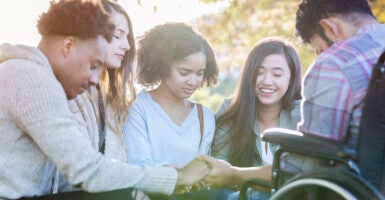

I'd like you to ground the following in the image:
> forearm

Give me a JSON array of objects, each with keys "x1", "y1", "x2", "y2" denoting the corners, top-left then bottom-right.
[{"x1": 229, "y1": 165, "x2": 272, "y2": 187}]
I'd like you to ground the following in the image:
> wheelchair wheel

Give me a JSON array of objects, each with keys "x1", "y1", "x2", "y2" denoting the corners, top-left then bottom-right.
[{"x1": 269, "y1": 167, "x2": 384, "y2": 200}]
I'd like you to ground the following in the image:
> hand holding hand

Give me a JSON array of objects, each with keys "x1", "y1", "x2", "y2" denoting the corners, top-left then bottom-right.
[
  {"x1": 174, "y1": 158, "x2": 212, "y2": 194},
  {"x1": 196, "y1": 155, "x2": 236, "y2": 188}
]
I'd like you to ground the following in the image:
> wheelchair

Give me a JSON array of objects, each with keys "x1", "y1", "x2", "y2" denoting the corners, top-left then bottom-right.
[{"x1": 239, "y1": 50, "x2": 385, "y2": 200}]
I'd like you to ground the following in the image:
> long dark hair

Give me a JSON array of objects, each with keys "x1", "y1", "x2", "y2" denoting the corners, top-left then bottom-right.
[{"x1": 211, "y1": 37, "x2": 301, "y2": 167}]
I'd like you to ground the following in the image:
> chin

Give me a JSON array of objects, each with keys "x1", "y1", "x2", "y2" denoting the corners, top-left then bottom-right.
[{"x1": 106, "y1": 61, "x2": 121, "y2": 69}]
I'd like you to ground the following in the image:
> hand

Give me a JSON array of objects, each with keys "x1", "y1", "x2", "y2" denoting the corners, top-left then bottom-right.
[
  {"x1": 196, "y1": 155, "x2": 235, "y2": 188},
  {"x1": 174, "y1": 158, "x2": 212, "y2": 194}
]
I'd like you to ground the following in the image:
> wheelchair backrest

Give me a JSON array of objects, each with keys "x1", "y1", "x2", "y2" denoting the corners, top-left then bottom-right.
[{"x1": 357, "y1": 49, "x2": 385, "y2": 194}]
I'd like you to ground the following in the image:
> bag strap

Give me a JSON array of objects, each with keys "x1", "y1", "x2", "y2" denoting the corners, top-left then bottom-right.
[
  {"x1": 96, "y1": 84, "x2": 106, "y2": 154},
  {"x1": 196, "y1": 103, "x2": 204, "y2": 146}
]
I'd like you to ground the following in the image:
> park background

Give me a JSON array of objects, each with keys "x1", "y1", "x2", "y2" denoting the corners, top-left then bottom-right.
[{"x1": 1, "y1": 0, "x2": 384, "y2": 111}]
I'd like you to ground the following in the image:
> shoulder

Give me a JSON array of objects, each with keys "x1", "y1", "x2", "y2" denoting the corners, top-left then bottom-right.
[
  {"x1": 314, "y1": 24, "x2": 385, "y2": 72},
  {"x1": 135, "y1": 90, "x2": 151, "y2": 101},
  {"x1": 130, "y1": 90, "x2": 152, "y2": 108},
  {"x1": 199, "y1": 104, "x2": 215, "y2": 121},
  {"x1": 290, "y1": 99, "x2": 301, "y2": 119},
  {"x1": 0, "y1": 60, "x2": 63, "y2": 104}
]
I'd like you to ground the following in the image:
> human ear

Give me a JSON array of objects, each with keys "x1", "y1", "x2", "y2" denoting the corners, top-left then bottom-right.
[
  {"x1": 61, "y1": 36, "x2": 76, "y2": 57},
  {"x1": 319, "y1": 18, "x2": 339, "y2": 41}
]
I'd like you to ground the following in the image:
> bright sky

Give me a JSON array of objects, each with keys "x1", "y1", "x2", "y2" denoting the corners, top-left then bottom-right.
[{"x1": 0, "y1": 0, "x2": 226, "y2": 46}]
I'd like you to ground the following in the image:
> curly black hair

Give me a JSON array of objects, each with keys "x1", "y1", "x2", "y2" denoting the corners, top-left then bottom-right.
[
  {"x1": 136, "y1": 22, "x2": 218, "y2": 88},
  {"x1": 295, "y1": 0, "x2": 374, "y2": 43},
  {"x1": 37, "y1": 0, "x2": 115, "y2": 42}
]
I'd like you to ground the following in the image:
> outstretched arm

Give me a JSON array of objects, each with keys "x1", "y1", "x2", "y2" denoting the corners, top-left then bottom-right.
[{"x1": 197, "y1": 155, "x2": 271, "y2": 189}]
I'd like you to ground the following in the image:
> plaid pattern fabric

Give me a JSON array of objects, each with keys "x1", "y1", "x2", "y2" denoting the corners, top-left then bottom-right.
[{"x1": 298, "y1": 23, "x2": 385, "y2": 148}]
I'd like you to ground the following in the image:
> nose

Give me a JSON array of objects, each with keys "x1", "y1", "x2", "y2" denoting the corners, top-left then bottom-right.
[
  {"x1": 121, "y1": 39, "x2": 130, "y2": 51},
  {"x1": 186, "y1": 74, "x2": 200, "y2": 87},
  {"x1": 260, "y1": 72, "x2": 273, "y2": 85}
]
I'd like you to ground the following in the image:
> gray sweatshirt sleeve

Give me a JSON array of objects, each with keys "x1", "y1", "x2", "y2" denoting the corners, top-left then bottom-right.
[{"x1": 4, "y1": 63, "x2": 177, "y2": 195}]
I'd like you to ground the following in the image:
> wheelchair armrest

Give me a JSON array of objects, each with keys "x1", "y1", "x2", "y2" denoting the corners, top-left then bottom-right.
[
  {"x1": 262, "y1": 128, "x2": 356, "y2": 161},
  {"x1": 239, "y1": 178, "x2": 271, "y2": 200}
]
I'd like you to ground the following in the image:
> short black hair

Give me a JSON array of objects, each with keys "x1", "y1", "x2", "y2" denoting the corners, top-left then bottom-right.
[
  {"x1": 136, "y1": 22, "x2": 218, "y2": 88},
  {"x1": 295, "y1": 0, "x2": 374, "y2": 43},
  {"x1": 37, "y1": 0, "x2": 115, "y2": 42}
]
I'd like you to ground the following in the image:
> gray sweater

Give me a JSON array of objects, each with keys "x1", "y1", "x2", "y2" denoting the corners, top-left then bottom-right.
[{"x1": 0, "y1": 43, "x2": 177, "y2": 199}]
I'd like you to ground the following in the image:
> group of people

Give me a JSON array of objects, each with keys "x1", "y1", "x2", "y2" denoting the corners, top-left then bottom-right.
[{"x1": 0, "y1": 0, "x2": 384, "y2": 200}]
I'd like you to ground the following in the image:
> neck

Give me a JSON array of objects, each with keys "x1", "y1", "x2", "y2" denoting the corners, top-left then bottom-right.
[
  {"x1": 150, "y1": 83, "x2": 187, "y2": 108},
  {"x1": 37, "y1": 36, "x2": 63, "y2": 72},
  {"x1": 37, "y1": 39, "x2": 51, "y2": 64},
  {"x1": 257, "y1": 104, "x2": 281, "y2": 133}
]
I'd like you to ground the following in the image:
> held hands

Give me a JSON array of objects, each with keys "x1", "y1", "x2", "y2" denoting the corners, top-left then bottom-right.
[
  {"x1": 196, "y1": 155, "x2": 237, "y2": 188},
  {"x1": 174, "y1": 158, "x2": 212, "y2": 194}
]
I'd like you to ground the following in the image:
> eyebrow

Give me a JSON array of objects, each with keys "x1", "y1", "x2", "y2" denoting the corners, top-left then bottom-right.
[
  {"x1": 177, "y1": 66, "x2": 205, "y2": 71},
  {"x1": 260, "y1": 66, "x2": 285, "y2": 71}
]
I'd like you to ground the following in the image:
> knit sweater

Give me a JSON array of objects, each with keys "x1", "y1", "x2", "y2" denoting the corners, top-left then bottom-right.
[
  {"x1": 69, "y1": 93, "x2": 128, "y2": 161},
  {"x1": 0, "y1": 43, "x2": 177, "y2": 199}
]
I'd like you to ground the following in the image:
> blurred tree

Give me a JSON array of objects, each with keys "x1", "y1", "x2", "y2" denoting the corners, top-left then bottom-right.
[
  {"x1": 370, "y1": 0, "x2": 385, "y2": 23},
  {"x1": 135, "y1": 0, "x2": 385, "y2": 111},
  {"x1": 192, "y1": 0, "x2": 384, "y2": 111},
  {"x1": 191, "y1": 0, "x2": 313, "y2": 110}
]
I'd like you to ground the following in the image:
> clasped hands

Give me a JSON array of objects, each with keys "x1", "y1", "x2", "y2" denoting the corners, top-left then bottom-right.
[{"x1": 174, "y1": 155, "x2": 235, "y2": 194}]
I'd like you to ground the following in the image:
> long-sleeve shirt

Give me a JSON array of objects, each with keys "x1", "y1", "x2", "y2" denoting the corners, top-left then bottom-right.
[
  {"x1": 123, "y1": 91, "x2": 215, "y2": 167},
  {"x1": 298, "y1": 23, "x2": 385, "y2": 148},
  {"x1": 0, "y1": 43, "x2": 177, "y2": 199}
]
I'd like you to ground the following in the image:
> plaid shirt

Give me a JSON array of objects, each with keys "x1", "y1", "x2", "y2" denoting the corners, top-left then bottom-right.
[{"x1": 298, "y1": 23, "x2": 385, "y2": 148}]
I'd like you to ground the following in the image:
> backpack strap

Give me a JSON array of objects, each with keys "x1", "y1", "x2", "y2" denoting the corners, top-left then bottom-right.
[{"x1": 196, "y1": 103, "x2": 204, "y2": 146}]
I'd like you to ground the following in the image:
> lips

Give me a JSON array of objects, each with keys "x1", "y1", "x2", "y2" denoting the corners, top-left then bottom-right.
[
  {"x1": 260, "y1": 88, "x2": 275, "y2": 93},
  {"x1": 259, "y1": 88, "x2": 275, "y2": 96},
  {"x1": 115, "y1": 54, "x2": 124, "y2": 60},
  {"x1": 183, "y1": 88, "x2": 196, "y2": 95}
]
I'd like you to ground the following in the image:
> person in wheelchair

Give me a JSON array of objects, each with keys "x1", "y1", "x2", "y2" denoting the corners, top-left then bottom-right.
[
  {"x1": 293, "y1": 0, "x2": 385, "y2": 186},
  {"x1": 204, "y1": 37, "x2": 302, "y2": 200},
  {"x1": 256, "y1": 0, "x2": 385, "y2": 199}
]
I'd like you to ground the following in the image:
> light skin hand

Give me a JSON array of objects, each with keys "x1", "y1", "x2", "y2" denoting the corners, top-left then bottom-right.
[
  {"x1": 197, "y1": 155, "x2": 272, "y2": 189},
  {"x1": 196, "y1": 155, "x2": 236, "y2": 188},
  {"x1": 174, "y1": 158, "x2": 212, "y2": 194}
]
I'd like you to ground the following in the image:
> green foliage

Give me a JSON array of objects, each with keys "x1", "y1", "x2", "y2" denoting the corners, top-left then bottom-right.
[
  {"x1": 137, "y1": 0, "x2": 385, "y2": 111},
  {"x1": 192, "y1": 88, "x2": 226, "y2": 112},
  {"x1": 370, "y1": 0, "x2": 385, "y2": 23},
  {"x1": 193, "y1": 0, "x2": 384, "y2": 111}
]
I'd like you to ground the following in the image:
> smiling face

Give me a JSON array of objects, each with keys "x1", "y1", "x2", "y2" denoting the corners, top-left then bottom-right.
[
  {"x1": 255, "y1": 54, "x2": 291, "y2": 108},
  {"x1": 163, "y1": 51, "x2": 206, "y2": 99},
  {"x1": 105, "y1": 12, "x2": 130, "y2": 68}
]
